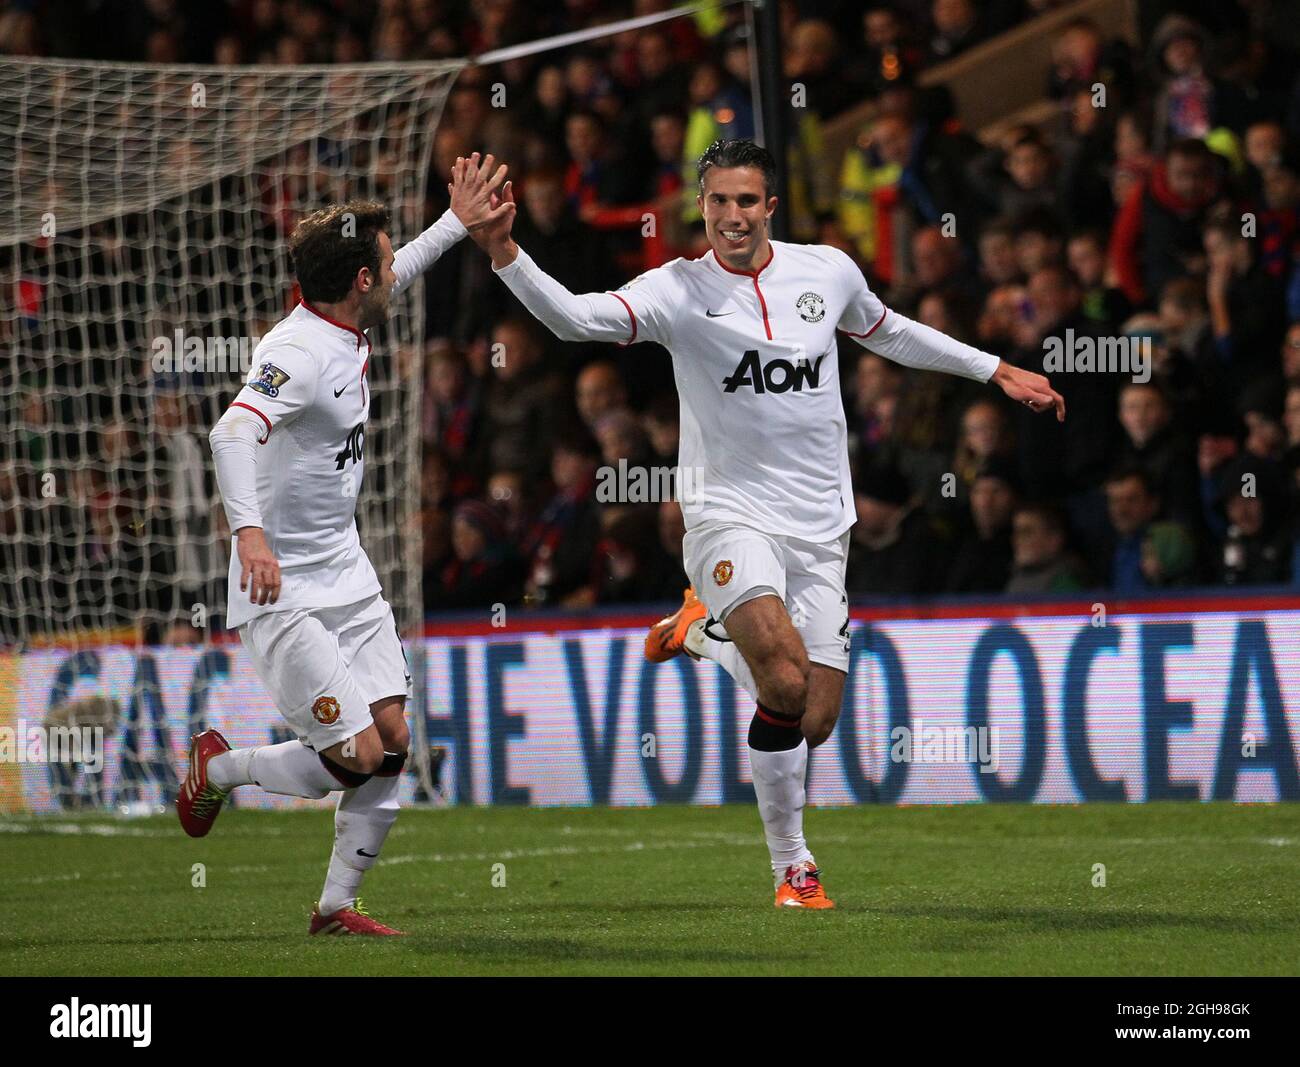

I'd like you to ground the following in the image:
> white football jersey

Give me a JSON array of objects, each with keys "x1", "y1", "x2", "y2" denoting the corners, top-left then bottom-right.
[
  {"x1": 496, "y1": 240, "x2": 999, "y2": 542},
  {"x1": 217, "y1": 209, "x2": 466, "y2": 627},
  {"x1": 222, "y1": 301, "x2": 379, "y2": 628}
]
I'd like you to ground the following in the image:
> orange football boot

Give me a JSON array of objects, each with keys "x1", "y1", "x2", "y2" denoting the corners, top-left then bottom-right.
[
  {"x1": 644, "y1": 586, "x2": 706, "y2": 663},
  {"x1": 775, "y1": 862, "x2": 835, "y2": 909}
]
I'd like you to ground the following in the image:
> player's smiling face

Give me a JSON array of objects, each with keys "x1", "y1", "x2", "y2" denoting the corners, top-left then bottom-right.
[
  {"x1": 698, "y1": 166, "x2": 777, "y2": 272},
  {"x1": 358, "y1": 231, "x2": 398, "y2": 330}
]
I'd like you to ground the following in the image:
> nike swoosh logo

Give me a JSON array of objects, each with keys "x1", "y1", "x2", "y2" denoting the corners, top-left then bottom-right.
[
  {"x1": 357, "y1": 848, "x2": 378, "y2": 858},
  {"x1": 333, "y1": 384, "x2": 347, "y2": 397},
  {"x1": 705, "y1": 309, "x2": 735, "y2": 318}
]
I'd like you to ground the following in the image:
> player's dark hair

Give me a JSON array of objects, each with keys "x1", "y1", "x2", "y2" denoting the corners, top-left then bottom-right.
[
  {"x1": 697, "y1": 139, "x2": 778, "y2": 198},
  {"x1": 288, "y1": 199, "x2": 391, "y2": 303}
]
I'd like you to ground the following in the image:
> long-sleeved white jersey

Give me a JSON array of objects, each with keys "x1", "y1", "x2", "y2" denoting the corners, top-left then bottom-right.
[
  {"x1": 494, "y1": 240, "x2": 1000, "y2": 541},
  {"x1": 210, "y1": 208, "x2": 467, "y2": 628}
]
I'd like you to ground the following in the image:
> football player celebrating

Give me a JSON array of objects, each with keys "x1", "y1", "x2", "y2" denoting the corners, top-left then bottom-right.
[
  {"x1": 179, "y1": 155, "x2": 509, "y2": 935},
  {"x1": 455, "y1": 141, "x2": 1062, "y2": 909}
]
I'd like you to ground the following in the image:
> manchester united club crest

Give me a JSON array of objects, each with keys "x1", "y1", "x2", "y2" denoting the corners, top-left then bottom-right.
[
  {"x1": 796, "y1": 291, "x2": 825, "y2": 323},
  {"x1": 713, "y1": 559, "x2": 734, "y2": 586},
  {"x1": 312, "y1": 695, "x2": 341, "y2": 725}
]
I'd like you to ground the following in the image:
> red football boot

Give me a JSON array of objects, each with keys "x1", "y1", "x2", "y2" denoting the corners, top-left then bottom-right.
[
  {"x1": 176, "y1": 729, "x2": 231, "y2": 838},
  {"x1": 309, "y1": 899, "x2": 405, "y2": 936}
]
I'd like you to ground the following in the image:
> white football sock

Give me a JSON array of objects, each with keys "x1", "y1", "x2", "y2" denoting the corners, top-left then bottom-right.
[
  {"x1": 748, "y1": 739, "x2": 814, "y2": 881},
  {"x1": 685, "y1": 618, "x2": 759, "y2": 699},
  {"x1": 238, "y1": 740, "x2": 341, "y2": 799},
  {"x1": 318, "y1": 771, "x2": 401, "y2": 915},
  {"x1": 207, "y1": 747, "x2": 253, "y2": 791}
]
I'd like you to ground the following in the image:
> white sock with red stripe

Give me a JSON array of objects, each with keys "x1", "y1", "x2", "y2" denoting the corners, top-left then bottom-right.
[
  {"x1": 685, "y1": 618, "x2": 759, "y2": 699},
  {"x1": 318, "y1": 772, "x2": 401, "y2": 915},
  {"x1": 210, "y1": 741, "x2": 339, "y2": 798}
]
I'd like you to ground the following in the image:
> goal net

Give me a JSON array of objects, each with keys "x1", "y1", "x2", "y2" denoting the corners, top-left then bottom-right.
[
  {"x1": 0, "y1": 57, "x2": 462, "y2": 649},
  {"x1": 0, "y1": 57, "x2": 464, "y2": 813}
]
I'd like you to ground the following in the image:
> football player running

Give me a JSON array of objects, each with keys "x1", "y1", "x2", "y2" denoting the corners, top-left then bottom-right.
[
  {"x1": 454, "y1": 142, "x2": 1062, "y2": 908},
  {"x1": 180, "y1": 155, "x2": 510, "y2": 934}
]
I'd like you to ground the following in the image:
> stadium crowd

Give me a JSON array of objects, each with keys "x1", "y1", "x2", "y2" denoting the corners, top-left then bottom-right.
[{"x1": 6, "y1": 0, "x2": 1300, "y2": 630}]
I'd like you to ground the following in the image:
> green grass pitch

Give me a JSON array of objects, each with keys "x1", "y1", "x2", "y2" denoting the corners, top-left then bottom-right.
[{"x1": 2, "y1": 803, "x2": 1297, "y2": 976}]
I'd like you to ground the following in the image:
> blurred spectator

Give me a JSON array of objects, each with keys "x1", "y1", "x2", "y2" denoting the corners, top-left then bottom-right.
[
  {"x1": 594, "y1": 409, "x2": 651, "y2": 469},
  {"x1": 971, "y1": 128, "x2": 1062, "y2": 221},
  {"x1": 511, "y1": 166, "x2": 617, "y2": 300},
  {"x1": 523, "y1": 430, "x2": 601, "y2": 607},
  {"x1": 1006, "y1": 502, "x2": 1087, "y2": 594},
  {"x1": 1215, "y1": 456, "x2": 1291, "y2": 585},
  {"x1": 786, "y1": 19, "x2": 854, "y2": 119},
  {"x1": 1068, "y1": 229, "x2": 1130, "y2": 330},
  {"x1": 1203, "y1": 218, "x2": 1287, "y2": 382},
  {"x1": 1109, "y1": 138, "x2": 1223, "y2": 306},
  {"x1": 1148, "y1": 15, "x2": 1250, "y2": 154},
  {"x1": 944, "y1": 460, "x2": 1018, "y2": 593},
  {"x1": 1140, "y1": 520, "x2": 1198, "y2": 587},
  {"x1": 978, "y1": 218, "x2": 1021, "y2": 287},
  {"x1": 575, "y1": 360, "x2": 628, "y2": 435},
  {"x1": 423, "y1": 344, "x2": 486, "y2": 498},
  {"x1": 927, "y1": 0, "x2": 988, "y2": 64},
  {"x1": 434, "y1": 500, "x2": 523, "y2": 610},
  {"x1": 1116, "y1": 381, "x2": 1198, "y2": 524},
  {"x1": 592, "y1": 503, "x2": 678, "y2": 603},
  {"x1": 837, "y1": 115, "x2": 905, "y2": 282},
  {"x1": 847, "y1": 463, "x2": 945, "y2": 596},
  {"x1": 1048, "y1": 17, "x2": 1135, "y2": 112},
  {"x1": 977, "y1": 282, "x2": 1028, "y2": 350},
  {"x1": 951, "y1": 398, "x2": 1014, "y2": 494},
  {"x1": 482, "y1": 317, "x2": 563, "y2": 481},
  {"x1": 850, "y1": 352, "x2": 904, "y2": 460},
  {"x1": 1010, "y1": 265, "x2": 1120, "y2": 509},
  {"x1": 1104, "y1": 466, "x2": 1191, "y2": 593},
  {"x1": 643, "y1": 392, "x2": 679, "y2": 466}
]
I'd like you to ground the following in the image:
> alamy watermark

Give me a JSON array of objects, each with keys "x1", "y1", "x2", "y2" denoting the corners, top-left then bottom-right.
[
  {"x1": 151, "y1": 329, "x2": 261, "y2": 375},
  {"x1": 890, "y1": 719, "x2": 1000, "y2": 774},
  {"x1": 595, "y1": 461, "x2": 706, "y2": 505},
  {"x1": 1043, "y1": 329, "x2": 1150, "y2": 383},
  {"x1": 50, "y1": 999, "x2": 151, "y2": 1047},
  {"x1": 0, "y1": 719, "x2": 104, "y2": 773}
]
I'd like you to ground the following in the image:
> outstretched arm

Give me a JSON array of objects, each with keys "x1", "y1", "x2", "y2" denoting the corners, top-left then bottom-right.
[
  {"x1": 851, "y1": 310, "x2": 1065, "y2": 420},
  {"x1": 451, "y1": 155, "x2": 648, "y2": 345},
  {"x1": 834, "y1": 248, "x2": 1064, "y2": 421}
]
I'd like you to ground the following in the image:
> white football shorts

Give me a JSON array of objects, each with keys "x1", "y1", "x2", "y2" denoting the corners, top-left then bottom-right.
[
  {"x1": 240, "y1": 592, "x2": 412, "y2": 751},
  {"x1": 682, "y1": 520, "x2": 852, "y2": 672}
]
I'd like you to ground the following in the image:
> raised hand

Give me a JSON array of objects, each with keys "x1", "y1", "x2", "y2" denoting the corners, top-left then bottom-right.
[{"x1": 448, "y1": 152, "x2": 513, "y2": 249}]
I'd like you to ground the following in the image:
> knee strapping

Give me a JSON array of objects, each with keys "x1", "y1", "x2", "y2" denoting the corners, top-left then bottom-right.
[
  {"x1": 375, "y1": 750, "x2": 407, "y2": 778},
  {"x1": 318, "y1": 752, "x2": 372, "y2": 789}
]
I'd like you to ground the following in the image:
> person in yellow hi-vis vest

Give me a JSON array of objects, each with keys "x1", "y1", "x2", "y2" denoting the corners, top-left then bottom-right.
[{"x1": 838, "y1": 124, "x2": 903, "y2": 274}]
